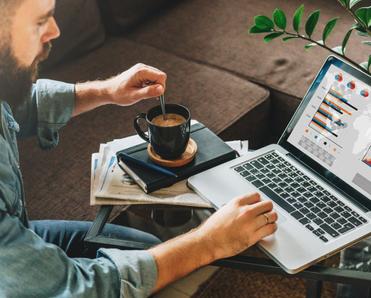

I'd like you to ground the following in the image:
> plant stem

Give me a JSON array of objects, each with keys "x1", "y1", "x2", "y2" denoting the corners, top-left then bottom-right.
[
  {"x1": 335, "y1": 0, "x2": 371, "y2": 35},
  {"x1": 277, "y1": 30, "x2": 368, "y2": 73}
]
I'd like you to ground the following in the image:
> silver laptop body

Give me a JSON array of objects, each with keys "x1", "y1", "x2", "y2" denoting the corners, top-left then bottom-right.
[{"x1": 188, "y1": 56, "x2": 371, "y2": 273}]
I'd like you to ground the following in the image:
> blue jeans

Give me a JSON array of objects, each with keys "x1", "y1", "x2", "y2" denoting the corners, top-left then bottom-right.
[{"x1": 30, "y1": 220, "x2": 161, "y2": 258}]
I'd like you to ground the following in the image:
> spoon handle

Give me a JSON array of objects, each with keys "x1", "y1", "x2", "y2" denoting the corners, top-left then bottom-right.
[{"x1": 160, "y1": 94, "x2": 166, "y2": 119}]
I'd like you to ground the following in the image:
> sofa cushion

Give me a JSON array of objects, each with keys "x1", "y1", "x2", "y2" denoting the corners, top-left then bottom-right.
[
  {"x1": 127, "y1": 0, "x2": 367, "y2": 100},
  {"x1": 98, "y1": 0, "x2": 176, "y2": 33},
  {"x1": 41, "y1": 0, "x2": 106, "y2": 70},
  {"x1": 23, "y1": 38, "x2": 269, "y2": 220}
]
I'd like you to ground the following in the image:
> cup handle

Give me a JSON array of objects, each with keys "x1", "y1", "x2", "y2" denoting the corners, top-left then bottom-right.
[{"x1": 134, "y1": 113, "x2": 150, "y2": 143}]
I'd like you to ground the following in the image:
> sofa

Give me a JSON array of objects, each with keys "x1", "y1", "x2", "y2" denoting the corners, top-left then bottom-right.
[{"x1": 18, "y1": 0, "x2": 366, "y2": 224}]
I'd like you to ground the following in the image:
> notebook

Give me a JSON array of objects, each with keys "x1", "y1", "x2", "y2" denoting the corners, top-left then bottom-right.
[{"x1": 116, "y1": 123, "x2": 237, "y2": 193}]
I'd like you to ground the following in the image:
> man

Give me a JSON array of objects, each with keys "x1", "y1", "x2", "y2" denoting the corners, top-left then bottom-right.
[{"x1": 0, "y1": 0, "x2": 278, "y2": 297}]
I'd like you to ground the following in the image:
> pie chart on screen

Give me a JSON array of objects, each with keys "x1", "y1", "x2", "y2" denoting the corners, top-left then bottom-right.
[{"x1": 362, "y1": 146, "x2": 371, "y2": 167}]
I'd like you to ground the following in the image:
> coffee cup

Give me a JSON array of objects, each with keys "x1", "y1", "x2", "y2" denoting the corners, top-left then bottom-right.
[{"x1": 134, "y1": 104, "x2": 191, "y2": 160}]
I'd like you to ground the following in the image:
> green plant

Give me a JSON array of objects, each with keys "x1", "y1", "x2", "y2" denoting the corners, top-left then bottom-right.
[{"x1": 249, "y1": 1, "x2": 371, "y2": 74}]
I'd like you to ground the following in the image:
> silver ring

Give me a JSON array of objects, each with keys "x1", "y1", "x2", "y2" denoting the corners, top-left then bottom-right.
[{"x1": 264, "y1": 213, "x2": 269, "y2": 224}]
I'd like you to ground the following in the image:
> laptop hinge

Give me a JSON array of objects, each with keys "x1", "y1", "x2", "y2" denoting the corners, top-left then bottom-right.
[{"x1": 286, "y1": 152, "x2": 370, "y2": 213}]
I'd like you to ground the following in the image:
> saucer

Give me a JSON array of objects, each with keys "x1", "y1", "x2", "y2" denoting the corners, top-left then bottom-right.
[{"x1": 147, "y1": 138, "x2": 198, "y2": 168}]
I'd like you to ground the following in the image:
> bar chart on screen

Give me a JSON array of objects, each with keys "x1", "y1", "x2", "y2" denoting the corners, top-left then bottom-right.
[{"x1": 309, "y1": 85, "x2": 358, "y2": 142}]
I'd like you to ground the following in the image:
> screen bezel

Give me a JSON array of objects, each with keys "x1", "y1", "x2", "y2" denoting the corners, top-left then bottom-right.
[{"x1": 279, "y1": 55, "x2": 371, "y2": 211}]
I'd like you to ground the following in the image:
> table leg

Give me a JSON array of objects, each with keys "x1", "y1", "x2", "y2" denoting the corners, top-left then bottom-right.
[{"x1": 306, "y1": 279, "x2": 322, "y2": 298}]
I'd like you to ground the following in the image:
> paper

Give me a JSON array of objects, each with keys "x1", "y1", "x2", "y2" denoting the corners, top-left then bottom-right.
[
  {"x1": 91, "y1": 133, "x2": 212, "y2": 208},
  {"x1": 90, "y1": 122, "x2": 249, "y2": 208}
]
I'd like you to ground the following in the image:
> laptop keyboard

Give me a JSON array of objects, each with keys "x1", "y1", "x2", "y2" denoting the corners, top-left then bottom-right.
[{"x1": 234, "y1": 151, "x2": 368, "y2": 243}]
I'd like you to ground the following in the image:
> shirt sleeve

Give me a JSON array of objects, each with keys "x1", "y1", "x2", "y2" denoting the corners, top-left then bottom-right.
[
  {"x1": 14, "y1": 79, "x2": 75, "y2": 149},
  {"x1": 98, "y1": 249, "x2": 158, "y2": 298},
  {"x1": 0, "y1": 211, "x2": 157, "y2": 298}
]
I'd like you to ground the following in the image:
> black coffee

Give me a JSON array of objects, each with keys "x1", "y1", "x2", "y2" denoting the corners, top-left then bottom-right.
[{"x1": 151, "y1": 113, "x2": 186, "y2": 127}]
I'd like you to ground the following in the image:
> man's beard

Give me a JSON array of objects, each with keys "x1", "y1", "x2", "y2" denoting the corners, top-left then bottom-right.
[{"x1": 0, "y1": 42, "x2": 51, "y2": 111}]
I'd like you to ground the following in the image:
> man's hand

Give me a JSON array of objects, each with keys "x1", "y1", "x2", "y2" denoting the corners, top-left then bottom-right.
[
  {"x1": 195, "y1": 193, "x2": 278, "y2": 260},
  {"x1": 73, "y1": 63, "x2": 167, "y2": 116},
  {"x1": 149, "y1": 193, "x2": 278, "y2": 292},
  {"x1": 103, "y1": 63, "x2": 167, "y2": 106}
]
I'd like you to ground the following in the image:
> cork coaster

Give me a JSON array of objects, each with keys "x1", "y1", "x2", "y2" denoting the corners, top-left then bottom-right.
[{"x1": 147, "y1": 138, "x2": 198, "y2": 168}]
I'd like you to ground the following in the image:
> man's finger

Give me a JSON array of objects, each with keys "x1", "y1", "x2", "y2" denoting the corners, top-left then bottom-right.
[
  {"x1": 138, "y1": 68, "x2": 167, "y2": 89},
  {"x1": 251, "y1": 223, "x2": 277, "y2": 244},
  {"x1": 249, "y1": 200, "x2": 274, "y2": 217},
  {"x1": 235, "y1": 193, "x2": 261, "y2": 206},
  {"x1": 134, "y1": 84, "x2": 164, "y2": 101},
  {"x1": 254, "y1": 210, "x2": 278, "y2": 230}
]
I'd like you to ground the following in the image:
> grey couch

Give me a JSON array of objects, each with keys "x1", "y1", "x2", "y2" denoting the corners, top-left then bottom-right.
[{"x1": 19, "y1": 0, "x2": 366, "y2": 222}]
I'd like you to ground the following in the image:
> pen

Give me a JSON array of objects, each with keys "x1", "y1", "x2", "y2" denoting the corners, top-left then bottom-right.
[{"x1": 120, "y1": 153, "x2": 178, "y2": 178}]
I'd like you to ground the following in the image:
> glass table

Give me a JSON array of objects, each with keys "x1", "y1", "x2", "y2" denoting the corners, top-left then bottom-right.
[{"x1": 85, "y1": 205, "x2": 371, "y2": 298}]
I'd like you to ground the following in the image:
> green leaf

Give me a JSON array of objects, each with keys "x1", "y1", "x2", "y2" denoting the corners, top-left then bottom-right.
[
  {"x1": 368, "y1": 55, "x2": 371, "y2": 71},
  {"x1": 304, "y1": 43, "x2": 317, "y2": 49},
  {"x1": 293, "y1": 4, "x2": 304, "y2": 32},
  {"x1": 305, "y1": 10, "x2": 321, "y2": 38},
  {"x1": 338, "y1": 0, "x2": 349, "y2": 7},
  {"x1": 332, "y1": 46, "x2": 343, "y2": 54},
  {"x1": 263, "y1": 32, "x2": 284, "y2": 43},
  {"x1": 363, "y1": 40, "x2": 371, "y2": 45},
  {"x1": 355, "y1": 6, "x2": 371, "y2": 28},
  {"x1": 249, "y1": 25, "x2": 273, "y2": 34},
  {"x1": 254, "y1": 15, "x2": 274, "y2": 30},
  {"x1": 322, "y1": 18, "x2": 338, "y2": 43},
  {"x1": 282, "y1": 36, "x2": 299, "y2": 42},
  {"x1": 342, "y1": 29, "x2": 353, "y2": 54},
  {"x1": 349, "y1": 0, "x2": 363, "y2": 8},
  {"x1": 360, "y1": 61, "x2": 369, "y2": 71},
  {"x1": 273, "y1": 8, "x2": 287, "y2": 30}
]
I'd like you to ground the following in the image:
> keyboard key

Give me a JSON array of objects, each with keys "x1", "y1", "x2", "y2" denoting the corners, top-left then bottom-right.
[
  {"x1": 281, "y1": 193, "x2": 290, "y2": 199},
  {"x1": 325, "y1": 217, "x2": 335, "y2": 224},
  {"x1": 341, "y1": 211, "x2": 352, "y2": 218},
  {"x1": 317, "y1": 202, "x2": 326, "y2": 209},
  {"x1": 339, "y1": 223, "x2": 354, "y2": 234},
  {"x1": 320, "y1": 236, "x2": 329, "y2": 242},
  {"x1": 323, "y1": 207, "x2": 332, "y2": 214},
  {"x1": 299, "y1": 218, "x2": 310, "y2": 225},
  {"x1": 251, "y1": 160, "x2": 264, "y2": 169},
  {"x1": 310, "y1": 197, "x2": 320, "y2": 204},
  {"x1": 240, "y1": 171, "x2": 249, "y2": 177},
  {"x1": 291, "y1": 211, "x2": 304, "y2": 220},
  {"x1": 320, "y1": 223, "x2": 339, "y2": 238},
  {"x1": 313, "y1": 218, "x2": 324, "y2": 226},
  {"x1": 330, "y1": 212, "x2": 340, "y2": 219},
  {"x1": 304, "y1": 202, "x2": 314, "y2": 209},
  {"x1": 306, "y1": 224, "x2": 314, "y2": 231},
  {"x1": 287, "y1": 198, "x2": 296, "y2": 204},
  {"x1": 307, "y1": 213, "x2": 316, "y2": 220},
  {"x1": 258, "y1": 157, "x2": 269, "y2": 165},
  {"x1": 244, "y1": 164, "x2": 254, "y2": 171},
  {"x1": 262, "y1": 178, "x2": 271, "y2": 185},
  {"x1": 334, "y1": 206, "x2": 344, "y2": 213},
  {"x1": 293, "y1": 202, "x2": 303, "y2": 209},
  {"x1": 245, "y1": 176, "x2": 256, "y2": 182},
  {"x1": 359, "y1": 217, "x2": 368, "y2": 224},
  {"x1": 298, "y1": 197, "x2": 307, "y2": 203},
  {"x1": 318, "y1": 212, "x2": 327, "y2": 219},
  {"x1": 235, "y1": 166, "x2": 244, "y2": 172},
  {"x1": 313, "y1": 229, "x2": 324, "y2": 237},
  {"x1": 260, "y1": 186, "x2": 295, "y2": 213},
  {"x1": 328, "y1": 201, "x2": 337, "y2": 208},
  {"x1": 337, "y1": 218, "x2": 347, "y2": 225},
  {"x1": 311, "y1": 206, "x2": 321, "y2": 213},
  {"x1": 251, "y1": 180, "x2": 264, "y2": 188},
  {"x1": 299, "y1": 207, "x2": 310, "y2": 215},
  {"x1": 348, "y1": 217, "x2": 362, "y2": 227},
  {"x1": 345, "y1": 206, "x2": 352, "y2": 212},
  {"x1": 331, "y1": 222, "x2": 342, "y2": 230}
]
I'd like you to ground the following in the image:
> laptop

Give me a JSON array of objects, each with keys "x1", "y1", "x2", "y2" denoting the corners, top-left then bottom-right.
[{"x1": 188, "y1": 56, "x2": 371, "y2": 274}]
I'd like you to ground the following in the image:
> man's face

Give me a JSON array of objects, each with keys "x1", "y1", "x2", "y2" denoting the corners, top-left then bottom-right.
[{"x1": 0, "y1": 0, "x2": 60, "y2": 110}]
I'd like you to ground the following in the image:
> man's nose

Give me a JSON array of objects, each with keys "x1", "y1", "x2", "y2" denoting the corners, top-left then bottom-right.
[{"x1": 41, "y1": 17, "x2": 60, "y2": 44}]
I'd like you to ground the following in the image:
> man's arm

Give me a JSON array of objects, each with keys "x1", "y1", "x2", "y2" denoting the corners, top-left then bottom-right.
[
  {"x1": 73, "y1": 63, "x2": 166, "y2": 117},
  {"x1": 148, "y1": 193, "x2": 278, "y2": 292}
]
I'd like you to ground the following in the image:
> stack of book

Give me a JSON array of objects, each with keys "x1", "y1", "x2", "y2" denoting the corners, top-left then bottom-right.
[{"x1": 90, "y1": 121, "x2": 249, "y2": 207}]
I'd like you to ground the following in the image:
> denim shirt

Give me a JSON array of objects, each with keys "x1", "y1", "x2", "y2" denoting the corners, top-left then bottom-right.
[{"x1": 0, "y1": 79, "x2": 157, "y2": 298}]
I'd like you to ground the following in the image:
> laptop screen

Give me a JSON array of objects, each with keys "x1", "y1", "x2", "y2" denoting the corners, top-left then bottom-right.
[{"x1": 280, "y1": 56, "x2": 371, "y2": 206}]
